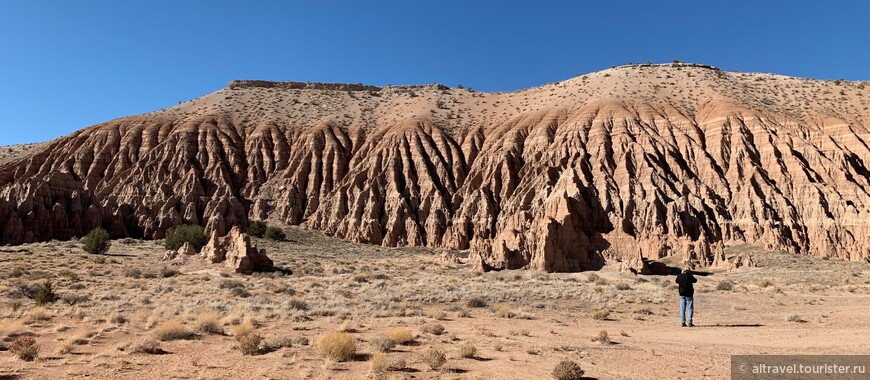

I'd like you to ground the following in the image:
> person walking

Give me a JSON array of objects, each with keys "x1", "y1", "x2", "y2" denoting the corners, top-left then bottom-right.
[{"x1": 675, "y1": 267, "x2": 697, "y2": 327}]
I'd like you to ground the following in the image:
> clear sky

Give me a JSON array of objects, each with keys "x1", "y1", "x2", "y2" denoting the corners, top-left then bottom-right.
[{"x1": 2, "y1": 1, "x2": 868, "y2": 145}]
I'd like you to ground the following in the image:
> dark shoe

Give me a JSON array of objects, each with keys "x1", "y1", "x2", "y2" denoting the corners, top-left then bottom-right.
[
  {"x1": 681, "y1": 323, "x2": 686, "y2": 327},
  {"x1": 688, "y1": 323, "x2": 694, "y2": 327}
]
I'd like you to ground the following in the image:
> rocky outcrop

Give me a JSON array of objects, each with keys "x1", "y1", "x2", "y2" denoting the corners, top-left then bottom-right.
[
  {"x1": 162, "y1": 242, "x2": 196, "y2": 261},
  {"x1": 2, "y1": 65, "x2": 869, "y2": 271},
  {"x1": 199, "y1": 227, "x2": 273, "y2": 274}
]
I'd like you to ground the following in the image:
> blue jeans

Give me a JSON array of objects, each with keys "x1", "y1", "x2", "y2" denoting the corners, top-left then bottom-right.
[{"x1": 679, "y1": 296, "x2": 694, "y2": 325}]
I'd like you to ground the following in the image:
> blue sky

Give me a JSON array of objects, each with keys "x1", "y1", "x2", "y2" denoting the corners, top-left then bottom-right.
[{"x1": 1, "y1": 1, "x2": 868, "y2": 145}]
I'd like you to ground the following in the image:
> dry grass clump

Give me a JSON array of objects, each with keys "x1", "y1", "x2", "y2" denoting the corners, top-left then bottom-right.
[
  {"x1": 387, "y1": 327, "x2": 415, "y2": 345},
  {"x1": 337, "y1": 320, "x2": 356, "y2": 332},
  {"x1": 552, "y1": 359, "x2": 585, "y2": 380},
  {"x1": 494, "y1": 304, "x2": 516, "y2": 318},
  {"x1": 316, "y1": 332, "x2": 356, "y2": 362},
  {"x1": 786, "y1": 314, "x2": 804, "y2": 323},
  {"x1": 194, "y1": 311, "x2": 224, "y2": 334},
  {"x1": 237, "y1": 333, "x2": 263, "y2": 355},
  {"x1": 9, "y1": 336, "x2": 39, "y2": 361},
  {"x1": 369, "y1": 334, "x2": 396, "y2": 352},
  {"x1": 132, "y1": 339, "x2": 165, "y2": 355},
  {"x1": 0, "y1": 319, "x2": 27, "y2": 339},
  {"x1": 57, "y1": 329, "x2": 91, "y2": 354},
  {"x1": 233, "y1": 318, "x2": 255, "y2": 337},
  {"x1": 458, "y1": 342, "x2": 477, "y2": 358},
  {"x1": 26, "y1": 307, "x2": 53, "y2": 323},
  {"x1": 592, "y1": 330, "x2": 611, "y2": 344},
  {"x1": 154, "y1": 321, "x2": 196, "y2": 341},
  {"x1": 716, "y1": 280, "x2": 734, "y2": 291},
  {"x1": 421, "y1": 323, "x2": 445, "y2": 335},
  {"x1": 420, "y1": 347, "x2": 447, "y2": 370},
  {"x1": 369, "y1": 352, "x2": 388, "y2": 375},
  {"x1": 592, "y1": 309, "x2": 610, "y2": 320}
]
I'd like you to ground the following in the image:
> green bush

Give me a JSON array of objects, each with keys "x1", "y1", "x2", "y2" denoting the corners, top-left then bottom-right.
[
  {"x1": 247, "y1": 221, "x2": 267, "y2": 238},
  {"x1": 34, "y1": 281, "x2": 58, "y2": 306},
  {"x1": 82, "y1": 227, "x2": 111, "y2": 255},
  {"x1": 265, "y1": 227, "x2": 286, "y2": 241},
  {"x1": 164, "y1": 225, "x2": 208, "y2": 251}
]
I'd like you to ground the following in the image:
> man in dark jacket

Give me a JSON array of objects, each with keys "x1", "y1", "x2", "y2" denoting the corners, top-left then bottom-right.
[{"x1": 675, "y1": 268, "x2": 697, "y2": 327}]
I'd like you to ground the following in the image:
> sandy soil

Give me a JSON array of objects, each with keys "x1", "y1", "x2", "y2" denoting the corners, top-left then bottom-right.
[{"x1": 0, "y1": 228, "x2": 868, "y2": 379}]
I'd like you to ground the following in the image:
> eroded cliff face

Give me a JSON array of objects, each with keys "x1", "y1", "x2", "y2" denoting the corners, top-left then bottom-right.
[{"x1": 2, "y1": 64, "x2": 869, "y2": 270}]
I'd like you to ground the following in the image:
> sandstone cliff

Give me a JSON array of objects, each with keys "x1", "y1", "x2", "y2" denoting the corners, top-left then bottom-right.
[{"x1": 2, "y1": 64, "x2": 869, "y2": 270}]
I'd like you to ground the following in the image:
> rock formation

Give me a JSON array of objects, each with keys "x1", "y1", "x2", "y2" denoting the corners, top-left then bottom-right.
[
  {"x1": 199, "y1": 227, "x2": 273, "y2": 274},
  {"x1": 162, "y1": 242, "x2": 196, "y2": 261},
  {"x1": 2, "y1": 63, "x2": 869, "y2": 271}
]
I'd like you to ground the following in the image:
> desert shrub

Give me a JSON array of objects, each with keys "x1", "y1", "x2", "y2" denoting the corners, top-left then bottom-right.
[
  {"x1": 552, "y1": 359, "x2": 585, "y2": 380},
  {"x1": 592, "y1": 309, "x2": 610, "y2": 320},
  {"x1": 261, "y1": 336, "x2": 293, "y2": 352},
  {"x1": 716, "y1": 280, "x2": 734, "y2": 291},
  {"x1": 369, "y1": 334, "x2": 395, "y2": 353},
  {"x1": 111, "y1": 313, "x2": 128, "y2": 325},
  {"x1": 421, "y1": 323, "x2": 445, "y2": 335},
  {"x1": 247, "y1": 221, "x2": 267, "y2": 238},
  {"x1": 230, "y1": 287, "x2": 251, "y2": 298},
  {"x1": 387, "y1": 327, "x2": 415, "y2": 345},
  {"x1": 420, "y1": 347, "x2": 447, "y2": 370},
  {"x1": 83, "y1": 227, "x2": 111, "y2": 255},
  {"x1": 60, "y1": 270, "x2": 80, "y2": 281},
  {"x1": 6, "y1": 283, "x2": 38, "y2": 299},
  {"x1": 316, "y1": 333, "x2": 356, "y2": 362},
  {"x1": 9, "y1": 336, "x2": 39, "y2": 361},
  {"x1": 164, "y1": 224, "x2": 208, "y2": 251},
  {"x1": 194, "y1": 311, "x2": 224, "y2": 334},
  {"x1": 787, "y1": 314, "x2": 804, "y2": 323},
  {"x1": 288, "y1": 298, "x2": 309, "y2": 311},
  {"x1": 292, "y1": 336, "x2": 309, "y2": 346},
  {"x1": 615, "y1": 283, "x2": 631, "y2": 290},
  {"x1": 237, "y1": 333, "x2": 263, "y2": 355},
  {"x1": 265, "y1": 226, "x2": 286, "y2": 241},
  {"x1": 154, "y1": 321, "x2": 196, "y2": 341},
  {"x1": 592, "y1": 330, "x2": 610, "y2": 344},
  {"x1": 219, "y1": 279, "x2": 244, "y2": 289},
  {"x1": 458, "y1": 342, "x2": 477, "y2": 358},
  {"x1": 124, "y1": 268, "x2": 142, "y2": 278},
  {"x1": 466, "y1": 296, "x2": 487, "y2": 308},
  {"x1": 133, "y1": 339, "x2": 164, "y2": 354},
  {"x1": 34, "y1": 281, "x2": 58, "y2": 306},
  {"x1": 159, "y1": 267, "x2": 180, "y2": 278},
  {"x1": 387, "y1": 357, "x2": 407, "y2": 371}
]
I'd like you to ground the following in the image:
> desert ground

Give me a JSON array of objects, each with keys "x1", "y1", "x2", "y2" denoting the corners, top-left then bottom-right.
[
  {"x1": 1, "y1": 226, "x2": 868, "y2": 379},
  {"x1": 0, "y1": 143, "x2": 46, "y2": 166}
]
